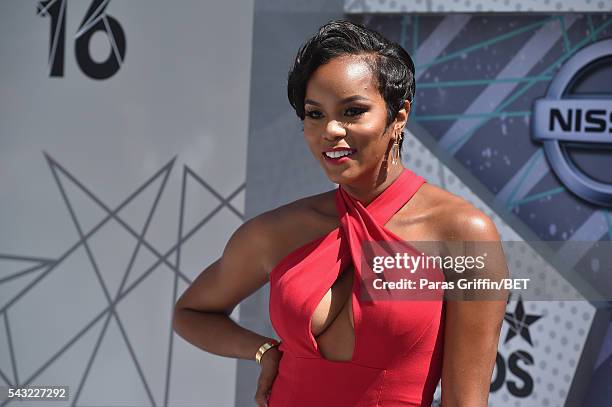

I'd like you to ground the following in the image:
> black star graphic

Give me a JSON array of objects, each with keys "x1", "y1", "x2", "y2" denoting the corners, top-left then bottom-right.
[{"x1": 503, "y1": 295, "x2": 542, "y2": 346}]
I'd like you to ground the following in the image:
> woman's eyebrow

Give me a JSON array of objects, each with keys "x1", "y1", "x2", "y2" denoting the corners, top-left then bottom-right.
[{"x1": 304, "y1": 95, "x2": 371, "y2": 106}]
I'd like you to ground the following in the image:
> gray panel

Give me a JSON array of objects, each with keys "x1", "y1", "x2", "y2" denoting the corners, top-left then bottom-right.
[{"x1": 0, "y1": 0, "x2": 254, "y2": 405}]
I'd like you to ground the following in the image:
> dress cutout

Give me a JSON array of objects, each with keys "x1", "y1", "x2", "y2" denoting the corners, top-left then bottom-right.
[{"x1": 268, "y1": 168, "x2": 446, "y2": 406}]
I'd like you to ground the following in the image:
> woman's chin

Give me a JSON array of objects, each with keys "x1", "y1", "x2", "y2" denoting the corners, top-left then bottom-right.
[{"x1": 323, "y1": 166, "x2": 357, "y2": 185}]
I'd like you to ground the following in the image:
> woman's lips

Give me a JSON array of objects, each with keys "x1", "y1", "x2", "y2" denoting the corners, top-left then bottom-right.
[{"x1": 322, "y1": 149, "x2": 357, "y2": 165}]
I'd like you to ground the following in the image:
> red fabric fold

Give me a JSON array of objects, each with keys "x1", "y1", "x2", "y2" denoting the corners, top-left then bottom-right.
[{"x1": 268, "y1": 168, "x2": 445, "y2": 406}]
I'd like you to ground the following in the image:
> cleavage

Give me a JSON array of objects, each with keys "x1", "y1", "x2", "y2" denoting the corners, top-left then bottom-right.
[{"x1": 310, "y1": 264, "x2": 355, "y2": 360}]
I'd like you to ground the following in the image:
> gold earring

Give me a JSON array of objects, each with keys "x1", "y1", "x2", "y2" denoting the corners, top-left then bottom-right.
[{"x1": 392, "y1": 131, "x2": 402, "y2": 165}]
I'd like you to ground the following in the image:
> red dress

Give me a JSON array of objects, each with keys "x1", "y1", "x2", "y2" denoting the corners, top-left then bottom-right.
[{"x1": 268, "y1": 168, "x2": 446, "y2": 406}]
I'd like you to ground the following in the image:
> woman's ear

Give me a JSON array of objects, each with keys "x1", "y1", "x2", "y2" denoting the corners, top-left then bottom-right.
[{"x1": 394, "y1": 100, "x2": 411, "y2": 131}]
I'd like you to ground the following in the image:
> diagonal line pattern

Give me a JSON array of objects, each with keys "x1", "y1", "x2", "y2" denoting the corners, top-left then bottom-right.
[
  {"x1": 185, "y1": 167, "x2": 244, "y2": 220},
  {"x1": 0, "y1": 254, "x2": 56, "y2": 263},
  {"x1": 507, "y1": 187, "x2": 566, "y2": 208},
  {"x1": 494, "y1": 17, "x2": 608, "y2": 204},
  {"x1": 418, "y1": 75, "x2": 553, "y2": 89},
  {"x1": 395, "y1": 14, "x2": 612, "y2": 308},
  {"x1": 443, "y1": 17, "x2": 612, "y2": 155},
  {"x1": 3, "y1": 313, "x2": 18, "y2": 387},
  {"x1": 71, "y1": 309, "x2": 114, "y2": 407},
  {"x1": 0, "y1": 155, "x2": 180, "y2": 315},
  {"x1": 415, "y1": 110, "x2": 531, "y2": 122},
  {"x1": 0, "y1": 305, "x2": 109, "y2": 407},
  {"x1": 0, "y1": 154, "x2": 245, "y2": 406},
  {"x1": 490, "y1": 18, "x2": 612, "y2": 250},
  {"x1": 0, "y1": 261, "x2": 54, "y2": 285},
  {"x1": 496, "y1": 149, "x2": 547, "y2": 207},
  {"x1": 62, "y1": 153, "x2": 174, "y2": 407},
  {"x1": 163, "y1": 167, "x2": 188, "y2": 407},
  {"x1": 47, "y1": 154, "x2": 194, "y2": 289},
  {"x1": 440, "y1": 15, "x2": 578, "y2": 154},
  {"x1": 414, "y1": 14, "x2": 471, "y2": 81},
  {"x1": 416, "y1": 17, "x2": 556, "y2": 73},
  {"x1": 0, "y1": 367, "x2": 13, "y2": 388}
]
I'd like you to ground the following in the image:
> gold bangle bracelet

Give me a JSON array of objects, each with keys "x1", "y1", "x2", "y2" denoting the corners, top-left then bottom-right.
[{"x1": 255, "y1": 339, "x2": 280, "y2": 364}]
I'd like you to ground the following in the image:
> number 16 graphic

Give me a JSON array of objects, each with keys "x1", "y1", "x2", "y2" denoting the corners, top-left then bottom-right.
[{"x1": 37, "y1": 0, "x2": 126, "y2": 79}]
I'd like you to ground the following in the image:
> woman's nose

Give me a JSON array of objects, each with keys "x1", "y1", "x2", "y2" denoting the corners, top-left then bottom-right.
[{"x1": 323, "y1": 120, "x2": 346, "y2": 140}]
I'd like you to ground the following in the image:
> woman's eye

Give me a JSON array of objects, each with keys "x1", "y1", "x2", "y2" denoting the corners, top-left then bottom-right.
[
  {"x1": 345, "y1": 107, "x2": 367, "y2": 117},
  {"x1": 305, "y1": 110, "x2": 322, "y2": 119}
]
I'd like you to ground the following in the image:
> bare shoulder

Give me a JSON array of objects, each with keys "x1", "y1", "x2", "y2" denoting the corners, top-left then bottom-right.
[
  {"x1": 240, "y1": 189, "x2": 337, "y2": 272},
  {"x1": 251, "y1": 189, "x2": 335, "y2": 233},
  {"x1": 416, "y1": 183, "x2": 501, "y2": 242},
  {"x1": 173, "y1": 190, "x2": 337, "y2": 315}
]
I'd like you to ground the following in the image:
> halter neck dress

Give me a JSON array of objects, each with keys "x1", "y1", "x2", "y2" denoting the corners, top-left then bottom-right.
[{"x1": 268, "y1": 168, "x2": 446, "y2": 406}]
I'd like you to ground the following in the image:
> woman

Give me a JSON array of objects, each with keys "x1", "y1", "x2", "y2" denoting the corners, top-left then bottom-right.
[{"x1": 173, "y1": 19, "x2": 507, "y2": 406}]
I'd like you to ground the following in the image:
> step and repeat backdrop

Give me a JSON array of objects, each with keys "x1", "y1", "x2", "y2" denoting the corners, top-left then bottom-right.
[
  {"x1": 1, "y1": 0, "x2": 612, "y2": 406},
  {"x1": 242, "y1": 1, "x2": 612, "y2": 407}
]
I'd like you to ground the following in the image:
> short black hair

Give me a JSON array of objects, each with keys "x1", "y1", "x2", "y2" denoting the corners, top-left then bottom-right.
[{"x1": 287, "y1": 19, "x2": 416, "y2": 153}]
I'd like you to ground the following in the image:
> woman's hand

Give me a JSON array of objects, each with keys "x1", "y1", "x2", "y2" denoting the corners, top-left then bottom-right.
[{"x1": 254, "y1": 347, "x2": 283, "y2": 407}]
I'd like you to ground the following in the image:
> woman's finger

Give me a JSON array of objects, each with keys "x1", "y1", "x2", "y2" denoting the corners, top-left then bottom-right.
[{"x1": 254, "y1": 377, "x2": 272, "y2": 407}]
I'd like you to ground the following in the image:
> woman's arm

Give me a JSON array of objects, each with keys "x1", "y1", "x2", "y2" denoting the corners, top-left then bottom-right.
[
  {"x1": 440, "y1": 206, "x2": 509, "y2": 407},
  {"x1": 172, "y1": 212, "x2": 278, "y2": 362}
]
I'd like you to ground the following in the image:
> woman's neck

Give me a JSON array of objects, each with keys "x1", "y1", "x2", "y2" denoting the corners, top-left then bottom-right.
[{"x1": 340, "y1": 164, "x2": 405, "y2": 206}]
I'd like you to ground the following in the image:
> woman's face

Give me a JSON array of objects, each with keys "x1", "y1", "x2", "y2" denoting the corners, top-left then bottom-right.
[{"x1": 303, "y1": 54, "x2": 405, "y2": 185}]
